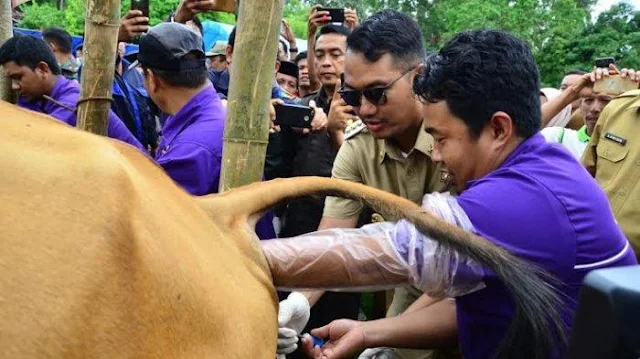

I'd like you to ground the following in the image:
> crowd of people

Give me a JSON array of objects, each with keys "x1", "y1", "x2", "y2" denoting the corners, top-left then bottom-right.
[{"x1": 2, "y1": 0, "x2": 639, "y2": 358}]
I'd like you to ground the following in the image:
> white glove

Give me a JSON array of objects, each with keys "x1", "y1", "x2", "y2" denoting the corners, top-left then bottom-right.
[
  {"x1": 277, "y1": 292, "x2": 311, "y2": 355},
  {"x1": 358, "y1": 347, "x2": 395, "y2": 359}
]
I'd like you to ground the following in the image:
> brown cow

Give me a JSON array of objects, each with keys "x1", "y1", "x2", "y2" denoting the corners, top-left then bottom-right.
[{"x1": 0, "y1": 101, "x2": 562, "y2": 358}]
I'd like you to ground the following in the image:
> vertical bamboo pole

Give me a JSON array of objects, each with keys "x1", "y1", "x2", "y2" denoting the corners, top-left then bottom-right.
[
  {"x1": 219, "y1": 0, "x2": 284, "y2": 192},
  {"x1": 0, "y1": 0, "x2": 16, "y2": 103},
  {"x1": 76, "y1": 0, "x2": 120, "y2": 136}
]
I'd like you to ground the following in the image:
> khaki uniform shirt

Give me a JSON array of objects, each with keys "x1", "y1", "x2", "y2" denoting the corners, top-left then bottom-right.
[
  {"x1": 324, "y1": 121, "x2": 457, "y2": 359},
  {"x1": 582, "y1": 89, "x2": 640, "y2": 260},
  {"x1": 324, "y1": 121, "x2": 452, "y2": 219}
]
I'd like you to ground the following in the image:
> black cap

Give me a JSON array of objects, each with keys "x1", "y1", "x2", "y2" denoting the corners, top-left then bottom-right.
[
  {"x1": 138, "y1": 22, "x2": 206, "y2": 72},
  {"x1": 278, "y1": 60, "x2": 299, "y2": 79}
]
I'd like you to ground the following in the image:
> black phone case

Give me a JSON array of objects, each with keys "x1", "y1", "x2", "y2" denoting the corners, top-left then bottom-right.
[
  {"x1": 274, "y1": 104, "x2": 314, "y2": 128},
  {"x1": 131, "y1": 0, "x2": 150, "y2": 18},
  {"x1": 323, "y1": 8, "x2": 345, "y2": 23}
]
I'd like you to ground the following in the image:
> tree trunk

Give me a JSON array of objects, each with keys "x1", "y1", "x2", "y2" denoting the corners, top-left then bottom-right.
[
  {"x1": 0, "y1": 0, "x2": 16, "y2": 104},
  {"x1": 76, "y1": 0, "x2": 120, "y2": 136},
  {"x1": 219, "y1": 0, "x2": 284, "y2": 192}
]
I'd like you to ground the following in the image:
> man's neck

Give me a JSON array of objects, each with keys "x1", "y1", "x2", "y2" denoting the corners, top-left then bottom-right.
[
  {"x1": 164, "y1": 83, "x2": 209, "y2": 115},
  {"x1": 299, "y1": 85, "x2": 311, "y2": 97},
  {"x1": 390, "y1": 121, "x2": 422, "y2": 153},
  {"x1": 44, "y1": 75, "x2": 60, "y2": 97},
  {"x1": 322, "y1": 84, "x2": 336, "y2": 99}
]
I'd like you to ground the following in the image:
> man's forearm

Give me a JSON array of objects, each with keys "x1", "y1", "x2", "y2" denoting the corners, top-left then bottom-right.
[
  {"x1": 363, "y1": 298, "x2": 458, "y2": 349},
  {"x1": 541, "y1": 84, "x2": 582, "y2": 126}
]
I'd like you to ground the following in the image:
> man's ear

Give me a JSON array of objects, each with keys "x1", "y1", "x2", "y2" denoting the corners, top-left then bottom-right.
[
  {"x1": 488, "y1": 111, "x2": 515, "y2": 145},
  {"x1": 145, "y1": 68, "x2": 162, "y2": 94},
  {"x1": 225, "y1": 45, "x2": 233, "y2": 63},
  {"x1": 274, "y1": 59, "x2": 281, "y2": 73},
  {"x1": 35, "y1": 61, "x2": 51, "y2": 78}
]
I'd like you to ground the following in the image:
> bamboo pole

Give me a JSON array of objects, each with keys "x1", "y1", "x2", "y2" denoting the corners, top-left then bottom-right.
[
  {"x1": 0, "y1": 0, "x2": 16, "y2": 103},
  {"x1": 76, "y1": 0, "x2": 120, "y2": 136},
  {"x1": 219, "y1": 0, "x2": 284, "y2": 192}
]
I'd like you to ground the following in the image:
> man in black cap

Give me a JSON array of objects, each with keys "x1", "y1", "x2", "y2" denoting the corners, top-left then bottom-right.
[{"x1": 276, "y1": 60, "x2": 299, "y2": 97}]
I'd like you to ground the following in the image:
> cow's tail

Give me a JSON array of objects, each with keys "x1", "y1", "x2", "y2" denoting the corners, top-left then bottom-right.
[{"x1": 201, "y1": 176, "x2": 566, "y2": 359}]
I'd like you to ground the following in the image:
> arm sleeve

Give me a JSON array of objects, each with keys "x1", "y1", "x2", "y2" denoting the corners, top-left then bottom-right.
[
  {"x1": 322, "y1": 140, "x2": 365, "y2": 218},
  {"x1": 262, "y1": 192, "x2": 485, "y2": 298}
]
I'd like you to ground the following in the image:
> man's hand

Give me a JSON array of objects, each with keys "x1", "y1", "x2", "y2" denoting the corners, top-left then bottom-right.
[
  {"x1": 268, "y1": 98, "x2": 284, "y2": 133},
  {"x1": 301, "y1": 319, "x2": 367, "y2": 359},
  {"x1": 118, "y1": 10, "x2": 149, "y2": 43},
  {"x1": 277, "y1": 292, "x2": 311, "y2": 355},
  {"x1": 308, "y1": 5, "x2": 330, "y2": 38},
  {"x1": 174, "y1": 0, "x2": 226, "y2": 23},
  {"x1": 304, "y1": 100, "x2": 328, "y2": 134},
  {"x1": 327, "y1": 77, "x2": 355, "y2": 134},
  {"x1": 281, "y1": 19, "x2": 297, "y2": 48},
  {"x1": 345, "y1": 9, "x2": 359, "y2": 31}
]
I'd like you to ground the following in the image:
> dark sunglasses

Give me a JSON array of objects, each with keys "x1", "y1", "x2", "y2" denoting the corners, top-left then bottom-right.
[{"x1": 339, "y1": 68, "x2": 414, "y2": 107}]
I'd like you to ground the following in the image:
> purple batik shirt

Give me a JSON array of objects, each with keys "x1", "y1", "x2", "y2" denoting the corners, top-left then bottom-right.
[
  {"x1": 394, "y1": 133, "x2": 636, "y2": 358},
  {"x1": 155, "y1": 84, "x2": 275, "y2": 239},
  {"x1": 18, "y1": 76, "x2": 144, "y2": 151}
]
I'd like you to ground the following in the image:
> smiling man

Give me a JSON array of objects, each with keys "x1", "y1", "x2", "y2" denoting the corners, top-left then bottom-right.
[
  {"x1": 264, "y1": 29, "x2": 637, "y2": 359},
  {"x1": 276, "y1": 10, "x2": 454, "y2": 359}
]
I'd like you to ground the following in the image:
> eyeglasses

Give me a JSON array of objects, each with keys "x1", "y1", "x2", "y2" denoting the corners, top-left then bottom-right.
[{"x1": 339, "y1": 68, "x2": 414, "y2": 107}]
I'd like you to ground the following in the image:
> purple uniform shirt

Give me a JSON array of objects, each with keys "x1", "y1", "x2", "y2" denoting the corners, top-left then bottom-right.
[
  {"x1": 394, "y1": 134, "x2": 636, "y2": 358},
  {"x1": 454, "y1": 134, "x2": 636, "y2": 358},
  {"x1": 155, "y1": 84, "x2": 275, "y2": 239},
  {"x1": 18, "y1": 76, "x2": 145, "y2": 151}
]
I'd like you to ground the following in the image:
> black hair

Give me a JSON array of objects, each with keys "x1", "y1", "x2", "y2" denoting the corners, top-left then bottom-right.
[
  {"x1": 347, "y1": 10, "x2": 424, "y2": 69},
  {"x1": 42, "y1": 27, "x2": 73, "y2": 54},
  {"x1": 315, "y1": 24, "x2": 350, "y2": 41},
  {"x1": 143, "y1": 53, "x2": 208, "y2": 88},
  {"x1": 0, "y1": 35, "x2": 61, "y2": 75},
  {"x1": 279, "y1": 39, "x2": 288, "y2": 55},
  {"x1": 228, "y1": 27, "x2": 237, "y2": 48},
  {"x1": 189, "y1": 16, "x2": 204, "y2": 37},
  {"x1": 414, "y1": 29, "x2": 541, "y2": 139},
  {"x1": 564, "y1": 69, "x2": 587, "y2": 76},
  {"x1": 294, "y1": 51, "x2": 307, "y2": 65}
]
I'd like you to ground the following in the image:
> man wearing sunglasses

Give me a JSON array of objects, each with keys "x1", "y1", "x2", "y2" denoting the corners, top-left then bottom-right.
[{"x1": 278, "y1": 10, "x2": 456, "y2": 359}]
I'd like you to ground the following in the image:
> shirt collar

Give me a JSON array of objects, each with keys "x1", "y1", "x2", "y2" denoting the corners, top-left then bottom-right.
[
  {"x1": 161, "y1": 84, "x2": 217, "y2": 145},
  {"x1": 377, "y1": 123, "x2": 434, "y2": 164},
  {"x1": 577, "y1": 125, "x2": 590, "y2": 143}
]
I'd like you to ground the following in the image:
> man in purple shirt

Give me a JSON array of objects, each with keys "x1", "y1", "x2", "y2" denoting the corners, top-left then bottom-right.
[
  {"x1": 137, "y1": 23, "x2": 275, "y2": 239},
  {"x1": 0, "y1": 35, "x2": 144, "y2": 151},
  {"x1": 260, "y1": 30, "x2": 637, "y2": 359}
]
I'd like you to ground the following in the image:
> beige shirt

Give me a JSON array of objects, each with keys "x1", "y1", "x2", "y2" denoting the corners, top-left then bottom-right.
[
  {"x1": 324, "y1": 122, "x2": 452, "y2": 220},
  {"x1": 582, "y1": 89, "x2": 640, "y2": 259}
]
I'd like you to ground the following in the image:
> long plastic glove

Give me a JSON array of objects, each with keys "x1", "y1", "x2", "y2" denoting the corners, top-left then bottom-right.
[
  {"x1": 262, "y1": 192, "x2": 485, "y2": 298},
  {"x1": 276, "y1": 292, "x2": 311, "y2": 355},
  {"x1": 358, "y1": 347, "x2": 395, "y2": 359}
]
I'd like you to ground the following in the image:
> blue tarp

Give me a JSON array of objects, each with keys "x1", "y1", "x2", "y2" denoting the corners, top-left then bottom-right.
[{"x1": 15, "y1": 21, "x2": 307, "y2": 56}]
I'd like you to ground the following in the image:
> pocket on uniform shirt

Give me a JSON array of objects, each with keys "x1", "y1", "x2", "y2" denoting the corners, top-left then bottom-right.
[{"x1": 596, "y1": 142, "x2": 628, "y2": 187}]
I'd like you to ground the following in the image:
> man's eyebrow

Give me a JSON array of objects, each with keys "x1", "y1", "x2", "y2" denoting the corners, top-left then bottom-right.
[
  {"x1": 425, "y1": 126, "x2": 437, "y2": 134},
  {"x1": 346, "y1": 79, "x2": 390, "y2": 90}
]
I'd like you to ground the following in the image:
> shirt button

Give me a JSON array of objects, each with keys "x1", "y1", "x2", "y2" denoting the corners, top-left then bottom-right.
[
  {"x1": 618, "y1": 188, "x2": 627, "y2": 197},
  {"x1": 604, "y1": 149, "x2": 611, "y2": 156}
]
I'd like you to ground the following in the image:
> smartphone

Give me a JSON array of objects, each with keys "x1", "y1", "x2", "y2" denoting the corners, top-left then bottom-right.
[
  {"x1": 594, "y1": 57, "x2": 615, "y2": 69},
  {"x1": 274, "y1": 103, "x2": 314, "y2": 128},
  {"x1": 321, "y1": 8, "x2": 345, "y2": 23},
  {"x1": 131, "y1": 0, "x2": 150, "y2": 18}
]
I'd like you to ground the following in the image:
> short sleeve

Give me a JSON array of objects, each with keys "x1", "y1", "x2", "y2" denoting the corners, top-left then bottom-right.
[{"x1": 323, "y1": 140, "x2": 364, "y2": 218}]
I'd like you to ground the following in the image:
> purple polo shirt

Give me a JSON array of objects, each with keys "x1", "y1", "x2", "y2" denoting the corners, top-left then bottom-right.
[
  {"x1": 450, "y1": 134, "x2": 636, "y2": 358},
  {"x1": 154, "y1": 84, "x2": 275, "y2": 239},
  {"x1": 18, "y1": 76, "x2": 144, "y2": 151},
  {"x1": 155, "y1": 84, "x2": 224, "y2": 196}
]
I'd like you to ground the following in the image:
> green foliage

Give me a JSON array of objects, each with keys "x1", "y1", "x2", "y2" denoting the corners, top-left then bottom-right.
[{"x1": 17, "y1": 0, "x2": 640, "y2": 86}]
